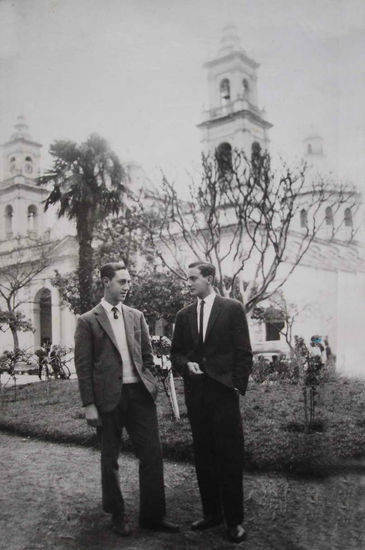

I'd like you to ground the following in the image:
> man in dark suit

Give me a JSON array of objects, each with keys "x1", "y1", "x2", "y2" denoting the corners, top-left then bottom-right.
[
  {"x1": 171, "y1": 261, "x2": 252, "y2": 544},
  {"x1": 74, "y1": 262, "x2": 178, "y2": 537}
]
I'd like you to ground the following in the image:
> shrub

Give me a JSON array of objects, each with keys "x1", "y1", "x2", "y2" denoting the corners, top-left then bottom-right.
[{"x1": 251, "y1": 354, "x2": 300, "y2": 384}]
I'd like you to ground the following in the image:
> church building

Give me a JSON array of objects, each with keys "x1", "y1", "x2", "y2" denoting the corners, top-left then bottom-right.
[
  {"x1": 0, "y1": 115, "x2": 77, "y2": 352},
  {"x1": 1, "y1": 27, "x2": 364, "y2": 377},
  {"x1": 195, "y1": 26, "x2": 365, "y2": 376}
]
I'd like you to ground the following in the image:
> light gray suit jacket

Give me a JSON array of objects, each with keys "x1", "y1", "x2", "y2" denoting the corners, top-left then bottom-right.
[{"x1": 74, "y1": 302, "x2": 157, "y2": 412}]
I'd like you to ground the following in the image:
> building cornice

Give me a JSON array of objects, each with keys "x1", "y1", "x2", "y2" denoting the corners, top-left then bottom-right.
[
  {"x1": 0, "y1": 235, "x2": 77, "y2": 262},
  {"x1": 0, "y1": 181, "x2": 48, "y2": 196},
  {"x1": 197, "y1": 108, "x2": 273, "y2": 131},
  {"x1": 204, "y1": 50, "x2": 259, "y2": 70},
  {"x1": 2, "y1": 137, "x2": 42, "y2": 148}
]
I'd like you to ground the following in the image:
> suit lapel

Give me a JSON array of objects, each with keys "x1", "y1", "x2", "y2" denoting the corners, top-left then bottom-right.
[
  {"x1": 122, "y1": 305, "x2": 136, "y2": 355},
  {"x1": 187, "y1": 303, "x2": 199, "y2": 346},
  {"x1": 94, "y1": 304, "x2": 119, "y2": 352},
  {"x1": 204, "y1": 296, "x2": 223, "y2": 343}
]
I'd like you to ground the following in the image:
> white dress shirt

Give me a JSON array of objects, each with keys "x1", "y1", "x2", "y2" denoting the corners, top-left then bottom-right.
[
  {"x1": 197, "y1": 291, "x2": 216, "y2": 342},
  {"x1": 101, "y1": 298, "x2": 139, "y2": 383}
]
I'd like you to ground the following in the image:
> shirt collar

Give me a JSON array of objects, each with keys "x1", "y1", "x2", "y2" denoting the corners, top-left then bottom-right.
[
  {"x1": 197, "y1": 291, "x2": 216, "y2": 307},
  {"x1": 101, "y1": 298, "x2": 123, "y2": 313}
]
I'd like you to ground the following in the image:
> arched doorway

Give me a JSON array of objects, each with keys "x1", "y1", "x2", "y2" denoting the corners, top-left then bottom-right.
[{"x1": 34, "y1": 288, "x2": 52, "y2": 347}]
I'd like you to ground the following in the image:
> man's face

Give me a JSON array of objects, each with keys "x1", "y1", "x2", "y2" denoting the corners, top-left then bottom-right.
[
  {"x1": 187, "y1": 267, "x2": 211, "y2": 298},
  {"x1": 104, "y1": 269, "x2": 131, "y2": 304}
]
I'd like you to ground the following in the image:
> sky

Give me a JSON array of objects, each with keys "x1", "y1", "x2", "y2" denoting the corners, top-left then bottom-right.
[{"x1": 0, "y1": 0, "x2": 364, "y2": 190}]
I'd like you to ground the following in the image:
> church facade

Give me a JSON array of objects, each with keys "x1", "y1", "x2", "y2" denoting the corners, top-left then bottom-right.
[
  {"x1": 1, "y1": 27, "x2": 364, "y2": 377},
  {"x1": 174, "y1": 26, "x2": 365, "y2": 376},
  {"x1": 0, "y1": 115, "x2": 78, "y2": 353}
]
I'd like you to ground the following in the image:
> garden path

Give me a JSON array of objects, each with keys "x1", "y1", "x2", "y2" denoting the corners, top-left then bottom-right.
[{"x1": 0, "y1": 433, "x2": 364, "y2": 550}]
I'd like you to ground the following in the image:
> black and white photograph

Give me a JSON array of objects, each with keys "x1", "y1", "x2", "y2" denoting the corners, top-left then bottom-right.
[{"x1": 0, "y1": 1, "x2": 364, "y2": 548}]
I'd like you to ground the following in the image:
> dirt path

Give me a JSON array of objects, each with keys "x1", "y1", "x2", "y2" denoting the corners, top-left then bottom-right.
[{"x1": 0, "y1": 433, "x2": 364, "y2": 550}]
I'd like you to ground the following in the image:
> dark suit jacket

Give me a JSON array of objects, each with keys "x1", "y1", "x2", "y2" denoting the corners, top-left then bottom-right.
[
  {"x1": 74, "y1": 303, "x2": 157, "y2": 413},
  {"x1": 171, "y1": 295, "x2": 252, "y2": 395}
]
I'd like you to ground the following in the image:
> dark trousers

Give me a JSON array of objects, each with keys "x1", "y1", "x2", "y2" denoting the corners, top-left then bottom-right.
[
  {"x1": 98, "y1": 383, "x2": 166, "y2": 522},
  {"x1": 184, "y1": 375, "x2": 244, "y2": 526}
]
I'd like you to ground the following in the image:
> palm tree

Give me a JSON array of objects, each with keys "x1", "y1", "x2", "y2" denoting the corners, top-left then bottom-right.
[{"x1": 39, "y1": 134, "x2": 126, "y2": 313}]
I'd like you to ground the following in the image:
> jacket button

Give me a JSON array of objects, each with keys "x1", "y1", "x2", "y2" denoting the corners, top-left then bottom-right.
[{"x1": 118, "y1": 376, "x2": 122, "y2": 380}]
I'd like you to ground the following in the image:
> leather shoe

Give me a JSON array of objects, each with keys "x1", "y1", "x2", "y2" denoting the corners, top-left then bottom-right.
[
  {"x1": 227, "y1": 524, "x2": 246, "y2": 543},
  {"x1": 111, "y1": 514, "x2": 132, "y2": 537},
  {"x1": 191, "y1": 515, "x2": 223, "y2": 530},
  {"x1": 139, "y1": 518, "x2": 180, "y2": 533}
]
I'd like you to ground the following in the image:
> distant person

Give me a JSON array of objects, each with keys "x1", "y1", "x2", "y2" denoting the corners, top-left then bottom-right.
[
  {"x1": 324, "y1": 338, "x2": 332, "y2": 360},
  {"x1": 74, "y1": 263, "x2": 179, "y2": 537},
  {"x1": 49, "y1": 345, "x2": 61, "y2": 379},
  {"x1": 294, "y1": 335, "x2": 309, "y2": 359},
  {"x1": 36, "y1": 340, "x2": 51, "y2": 380},
  {"x1": 171, "y1": 261, "x2": 252, "y2": 544},
  {"x1": 309, "y1": 335, "x2": 326, "y2": 364}
]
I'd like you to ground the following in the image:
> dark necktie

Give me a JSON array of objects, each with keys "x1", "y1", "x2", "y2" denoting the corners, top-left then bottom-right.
[
  {"x1": 199, "y1": 300, "x2": 205, "y2": 345},
  {"x1": 111, "y1": 306, "x2": 119, "y2": 319}
]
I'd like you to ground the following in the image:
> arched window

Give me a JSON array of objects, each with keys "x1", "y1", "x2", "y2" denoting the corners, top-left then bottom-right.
[
  {"x1": 27, "y1": 205, "x2": 38, "y2": 234},
  {"x1": 325, "y1": 206, "x2": 334, "y2": 226},
  {"x1": 242, "y1": 78, "x2": 250, "y2": 94},
  {"x1": 9, "y1": 156, "x2": 16, "y2": 174},
  {"x1": 300, "y1": 209, "x2": 308, "y2": 228},
  {"x1": 251, "y1": 141, "x2": 262, "y2": 166},
  {"x1": 220, "y1": 78, "x2": 231, "y2": 104},
  {"x1": 216, "y1": 142, "x2": 232, "y2": 175},
  {"x1": 24, "y1": 156, "x2": 33, "y2": 175},
  {"x1": 344, "y1": 208, "x2": 353, "y2": 227},
  {"x1": 252, "y1": 141, "x2": 261, "y2": 152},
  {"x1": 5, "y1": 205, "x2": 13, "y2": 236}
]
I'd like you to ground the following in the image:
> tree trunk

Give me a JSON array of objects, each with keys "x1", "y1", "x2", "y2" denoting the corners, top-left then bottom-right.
[
  {"x1": 10, "y1": 324, "x2": 19, "y2": 351},
  {"x1": 6, "y1": 300, "x2": 20, "y2": 352},
  {"x1": 77, "y1": 213, "x2": 95, "y2": 314}
]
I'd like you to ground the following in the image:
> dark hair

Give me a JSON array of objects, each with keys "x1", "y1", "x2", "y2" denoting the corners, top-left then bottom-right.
[
  {"x1": 188, "y1": 261, "x2": 216, "y2": 280},
  {"x1": 100, "y1": 262, "x2": 126, "y2": 283}
]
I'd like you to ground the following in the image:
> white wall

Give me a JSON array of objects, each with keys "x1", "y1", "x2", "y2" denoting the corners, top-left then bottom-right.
[{"x1": 336, "y1": 270, "x2": 365, "y2": 378}]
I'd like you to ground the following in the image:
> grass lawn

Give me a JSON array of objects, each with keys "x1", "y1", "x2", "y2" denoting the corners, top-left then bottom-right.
[{"x1": 1, "y1": 374, "x2": 365, "y2": 474}]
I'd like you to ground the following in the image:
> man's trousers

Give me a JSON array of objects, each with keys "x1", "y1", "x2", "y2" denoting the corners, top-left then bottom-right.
[
  {"x1": 184, "y1": 374, "x2": 244, "y2": 527},
  {"x1": 98, "y1": 383, "x2": 166, "y2": 522}
]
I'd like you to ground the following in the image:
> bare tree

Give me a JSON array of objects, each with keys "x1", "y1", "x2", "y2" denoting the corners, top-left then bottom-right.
[
  {"x1": 136, "y1": 146, "x2": 358, "y2": 313},
  {"x1": 0, "y1": 237, "x2": 54, "y2": 350},
  {"x1": 93, "y1": 206, "x2": 153, "y2": 269}
]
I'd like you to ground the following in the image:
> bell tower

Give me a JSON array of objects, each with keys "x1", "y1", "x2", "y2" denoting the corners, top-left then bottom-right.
[
  {"x1": 0, "y1": 115, "x2": 48, "y2": 241},
  {"x1": 2, "y1": 115, "x2": 42, "y2": 180},
  {"x1": 198, "y1": 25, "x2": 272, "y2": 156},
  {"x1": 304, "y1": 132, "x2": 324, "y2": 160}
]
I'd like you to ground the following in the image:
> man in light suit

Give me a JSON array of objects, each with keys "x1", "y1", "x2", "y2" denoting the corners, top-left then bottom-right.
[
  {"x1": 171, "y1": 261, "x2": 252, "y2": 544},
  {"x1": 74, "y1": 262, "x2": 178, "y2": 536}
]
